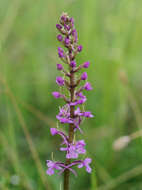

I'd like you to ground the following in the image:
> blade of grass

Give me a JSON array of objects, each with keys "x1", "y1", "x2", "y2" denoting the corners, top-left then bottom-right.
[
  {"x1": 0, "y1": 0, "x2": 22, "y2": 49},
  {"x1": 0, "y1": 169, "x2": 10, "y2": 190},
  {"x1": 119, "y1": 70, "x2": 142, "y2": 137},
  {"x1": 0, "y1": 76, "x2": 51, "y2": 190},
  {"x1": 98, "y1": 164, "x2": 142, "y2": 190},
  {"x1": 0, "y1": 132, "x2": 34, "y2": 190},
  {"x1": 20, "y1": 100, "x2": 55, "y2": 127},
  {"x1": 95, "y1": 160, "x2": 112, "y2": 183},
  {"x1": 91, "y1": 166, "x2": 97, "y2": 190}
]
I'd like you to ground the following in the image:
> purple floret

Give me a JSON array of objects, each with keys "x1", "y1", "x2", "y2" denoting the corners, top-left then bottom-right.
[
  {"x1": 80, "y1": 111, "x2": 94, "y2": 118},
  {"x1": 81, "y1": 72, "x2": 88, "y2": 80},
  {"x1": 77, "y1": 158, "x2": 92, "y2": 173},
  {"x1": 56, "y1": 24, "x2": 62, "y2": 30},
  {"x1": 84, "y1": 82, "x2": 93, "y2": 91},
  {"x1": 70, "y1": 60, "x2": 76, "y2": 68},
  {"x1": 77, "y1": 45, "x2": 83, "y2": 52},
  {"x1": 60, "y1": 140, "x2": 86, "y2": 159},
  {"x1": 46, "y1": 160, "x2": 62, "y2": 175},
  {"x1": 56, "y1": 64, "x2": 63, "y2": 71},
  {"x1": 56, "y1": 76, "x2": 64, "y2": 86},
  {"x1": 83, "y1": 61, "x2": 90, "y2": 68},
  {"x1": 72, "y1": 29, "x2": 78, "y2": 42},
  {"x1": 70, "y1": 17, "x2": 74, "y2": 26},
  {"x1": 64, "y1": 37, "x2": 70, "y2": 46},
  {"x1": 52, "y1": 92, "x2": 62, "y2": 98},
  {"x1": 58, "y1": 47, "x2": 64, "y2": 58},
  {"x1": 64, "y1": 24, "x2": 70, "y2": 31},
  {"x1": 57, "y1": 34, "x2": 63, "y2": 42}
]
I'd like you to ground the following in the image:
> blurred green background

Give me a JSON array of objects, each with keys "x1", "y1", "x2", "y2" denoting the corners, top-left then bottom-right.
[{"x1": 0, "y1": 0, "x2": 142, "y2": 189}]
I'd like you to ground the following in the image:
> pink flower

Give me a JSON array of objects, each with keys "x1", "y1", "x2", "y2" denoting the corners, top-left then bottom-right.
[
  {"x1": 78, "y1": 158, "x2": 92, "y2": 173},
  {"x1": 60, "y1": 140, "x2": 86, "y2": 159},
  {"x1": 47, "y1": 13, "x2": 94, "y2": 178},
  {"x1": 46, "y1": 160, "x2": 62, "y2": 175},
  {"x1": 80, "y1": 111, "x2": 94, "y2": 118}
]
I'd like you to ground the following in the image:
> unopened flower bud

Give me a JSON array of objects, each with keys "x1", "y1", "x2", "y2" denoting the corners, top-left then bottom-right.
[
  {"x1": 64, "y1": 24, "x2": 70, "y2": 31},
  {"x1": 52, "y1": 92, "x2": 62, "y2": 98},
  {"x1": 77, "y1": 45, "x2": 83, "y2": 52},
  {"x1": 60, "y1": 12, "x2": 68, "y2": 22},
  {"x1": 56, "y1": 24, "x2": 62, "y2": 30},
  {"x1": 57, "y1": 34, "x2": 63, "y2": 42},
  {"x1": 64, "y1": 37, "x2": 70, "y2": 46},
  {"x1": 70, "y1": 61, "x2": 76, "y2": 68},
  {"x1": 81, "y1": 72, "x2": 88, "y2": 80},
  {"x1": 58, "y1": 47, "x2": 64, "y2": 58},
  {"x1": 84, "y1": 82, "x2": 93, "y2": 91},
  {"x1": 70, "y1": 17, "x2": 74, "y2": 26},
  {"x1": 72, "y1": 29, "x2": 78, "y2": 42},
  {"x1": 56, "y1": 76, "x2": 64, "y2": 86},
  {"x1": 56, "y1": 64, "x2": 63, "y2": 71},
  {"x1": 83, "y1": 61, "x2": 90, "y2": 68}
]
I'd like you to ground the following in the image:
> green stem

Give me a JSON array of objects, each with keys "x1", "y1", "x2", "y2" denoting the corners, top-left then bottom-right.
[{"x1": 63, "y1": 71, "x2": 75, "y2": 190}]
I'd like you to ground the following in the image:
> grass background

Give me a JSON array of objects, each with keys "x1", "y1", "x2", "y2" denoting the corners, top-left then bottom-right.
[{"x1": 0, "y1": 0, "x2": 142, "y2": 189}]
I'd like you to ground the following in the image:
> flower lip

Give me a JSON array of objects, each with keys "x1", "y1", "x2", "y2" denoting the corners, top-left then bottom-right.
[
  {"x1": 50, "y1": 128, "x2": 58, "y2": 135},
  {"x1": 46, "y1": 160, "x2": 62, "y2": 176},
  {"x1": 70, "y1": 97, "x2": 86, "y2": 106},
  {"x1": 60, "y1": 139, "x2": 86, "y2": 159},
  {"x1": 57, "y1": 117, "x2": 73, "y2": 124},
  {"x1": 81, "y1": 111, "x2": 94, "y2": 118},
  {"x1": 77, "y1": 158, "x2": 92, "y2": 173},
  {"x1": 76, "y1": 92, "x2": 86, "y2": 99}
]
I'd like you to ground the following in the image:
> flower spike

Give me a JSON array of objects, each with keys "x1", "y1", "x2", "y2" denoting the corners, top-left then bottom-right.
[{"x1": 46, "y1": 13, "x2": 94, "y2": 190}]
